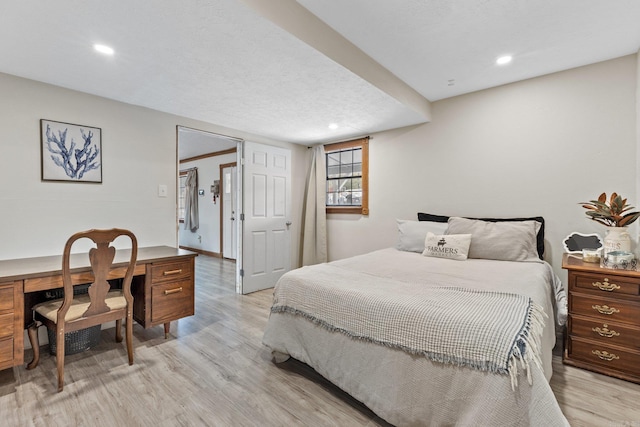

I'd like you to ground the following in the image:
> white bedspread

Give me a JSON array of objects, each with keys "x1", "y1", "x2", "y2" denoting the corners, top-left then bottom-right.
[
  {"x1": 272, "y1": 264, "x2": 546, "y2": 389},
  {"x1": 263, "y1": 248, "x2": 569, "y2": 426}
]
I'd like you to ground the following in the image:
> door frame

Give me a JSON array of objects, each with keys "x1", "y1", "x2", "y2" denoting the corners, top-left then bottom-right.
[
  {"x1": 219, "y1": 161, "x2": 237, "y2": 260},
  {"x1": 235, "y1": 141, "x2": 243, "y2": 293}
]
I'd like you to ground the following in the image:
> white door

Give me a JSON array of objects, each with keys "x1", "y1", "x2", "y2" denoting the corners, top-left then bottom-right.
[
  {"x1": 240, "y1": 141, "x2": 291, "y2": 294},
  {"x1": 222, "y1": 165, "x2": 237, "y2": 260}
]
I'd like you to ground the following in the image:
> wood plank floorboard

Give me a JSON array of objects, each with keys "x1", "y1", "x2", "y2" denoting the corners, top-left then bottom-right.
[{"x1": 1, "y1": 255, "x2": 639, "y2": 426}]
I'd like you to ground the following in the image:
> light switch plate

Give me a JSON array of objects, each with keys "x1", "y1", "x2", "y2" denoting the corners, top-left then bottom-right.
[{"x1": 158, "y1": 184, "x2": 168, "y2": 197}]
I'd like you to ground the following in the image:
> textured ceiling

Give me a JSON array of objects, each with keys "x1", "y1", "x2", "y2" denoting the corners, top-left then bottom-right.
[
  {"x1": 299, "y1": 0, "x2": 640, "y2": 101},
  {"x1": 1, "y1": 0, "x2": 639, "y2": 157},
  {"x1": 178, "y1": 127, "x2": 238, "y2": 160},
  {"x1": 0, "y1": 0, "x2": 426, "y2": 150}
]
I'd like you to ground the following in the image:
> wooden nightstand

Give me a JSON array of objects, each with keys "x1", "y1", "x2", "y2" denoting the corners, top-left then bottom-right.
[{"x1": 563, "y1": 253, "x2": 640, "y2": 383}]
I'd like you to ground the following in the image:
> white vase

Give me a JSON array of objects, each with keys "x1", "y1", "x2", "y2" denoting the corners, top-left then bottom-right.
[{"x1": 603, "y1": 226, "x2": 631, "y2": 255}]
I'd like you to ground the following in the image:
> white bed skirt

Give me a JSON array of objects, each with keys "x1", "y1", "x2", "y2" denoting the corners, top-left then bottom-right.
[{"x1": 263, "y1": 312, "x2": 569, "y2": 427}]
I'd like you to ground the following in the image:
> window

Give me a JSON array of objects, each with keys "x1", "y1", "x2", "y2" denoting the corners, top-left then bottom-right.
[
  {"x1": 178, "y1": 171, "x2": 188, "y2": 222},
  {"x1": 325, "y1": 136, "x2": 369, "y2": 215}
]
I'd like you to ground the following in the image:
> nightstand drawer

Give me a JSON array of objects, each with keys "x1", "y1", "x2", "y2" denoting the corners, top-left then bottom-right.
[
  {"x1": 570, "y1": 293, "x2": 640, "y2": 325},
  {"x1": 574, "y1": 273, "x2": 640, "y2": 296},
  {"x1": 569, "y1": 336, "x2": 640, "y2": 377},
  {"x1": 569, "y1": 315, "x2": 640, "y2": 349},
  {"x1": 151, "y1": 260, "x2": 193, "y2": 284},
  {"x1": 150, "y1": 279, "x2": 194, "y2": 323}
]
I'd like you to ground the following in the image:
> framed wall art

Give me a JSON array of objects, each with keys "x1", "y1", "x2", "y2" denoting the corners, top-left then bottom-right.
[{"x1": 40, "y1": 119, "x2": 102, "y2": 183}]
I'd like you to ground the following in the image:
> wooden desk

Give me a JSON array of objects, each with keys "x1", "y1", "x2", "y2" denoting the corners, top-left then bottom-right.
[{"x1": 0, "y1": 246, "x2": 197, "y2": 371}]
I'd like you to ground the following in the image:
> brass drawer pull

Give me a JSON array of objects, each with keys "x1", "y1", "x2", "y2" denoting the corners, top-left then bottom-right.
[
  {"x1": 164, "y1": 287, "x2": 183, "y2": 295},
  {"x1": 592, "y1": 279, "x2": 620, "y2": 292},
  {"x1": 591, "y1": 350, "x2": 619, "y2": 361},
  {"x1": 592, "y1": 304, "x2": 620, "y2": 315},
  {"x1": 163, "y1": 269, "x2": 183, "y2": 276},
  {"x1": 592, "y1": 324, "x2": 620, "y2": 338}
]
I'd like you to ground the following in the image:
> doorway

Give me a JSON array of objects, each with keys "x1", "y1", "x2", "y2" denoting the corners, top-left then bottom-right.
[
  {"x1": 177, "y1": 128, "x2": 293, "y2": 294},
  {"x1": 177, "y1": 126, "x2": 239, "y2": 260}
]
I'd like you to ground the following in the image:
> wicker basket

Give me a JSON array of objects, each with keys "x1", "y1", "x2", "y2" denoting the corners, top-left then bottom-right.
[
  {"x1": 47, "y1": 325, "x2": 101, "y2": 355},
  {"x1": 45, "y1": 284, "x2": 102, "y2": 355}
]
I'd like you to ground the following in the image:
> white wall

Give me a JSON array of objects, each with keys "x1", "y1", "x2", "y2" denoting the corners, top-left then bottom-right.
[
  {"x1": 326, "y1": 54, "x2": 638, "y2": 282},
  {"x1": 0, "y1": 72, "x2": 307, "y2": 268},
  {"x1": 178, "y1": 153, "x2": 236, "y2": 254},
  {"x1": 636, "y1": 50, "x2": 640, "y2": 238}
]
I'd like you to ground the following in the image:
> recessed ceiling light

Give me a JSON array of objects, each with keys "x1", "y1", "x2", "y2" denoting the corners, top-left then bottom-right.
[
  {"x1": 496, "y1": 55, "x2": 512, "y2": 65},
  {"x1": 328, "y1": 123, "x2": 338, "y2": 130},
  {"x1": 94, "y1": 44, "x2": 114, "y2": 55}
]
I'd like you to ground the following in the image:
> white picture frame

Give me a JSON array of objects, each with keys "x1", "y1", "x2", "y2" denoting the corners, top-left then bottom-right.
[{"x1": 40, "y1": 119, "x2": 102, "y2": 183}]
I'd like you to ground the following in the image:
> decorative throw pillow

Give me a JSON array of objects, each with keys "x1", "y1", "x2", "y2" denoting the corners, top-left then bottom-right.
[
  {"x1": 417, "y1": 212, "x2": 546, "y2": 259},
  {"x1": 422, "y1": 232, "x2": 471, "y2": 261},
  {"x1": 396, "y1": 219, "x2": 448, "y2": 253},
  {"x1": 445, "y1": 217, "x2": 541, "y2": 262}
]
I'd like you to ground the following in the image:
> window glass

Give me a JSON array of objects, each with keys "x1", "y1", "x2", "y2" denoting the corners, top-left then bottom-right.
[{"x1": 326, "y1": 148, "x2": 361, "y2": 207}]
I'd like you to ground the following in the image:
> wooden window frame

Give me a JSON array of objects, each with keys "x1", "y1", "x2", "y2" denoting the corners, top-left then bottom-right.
[{"x1": 325, "y1": 136, "x2": 369, "y2": 215}]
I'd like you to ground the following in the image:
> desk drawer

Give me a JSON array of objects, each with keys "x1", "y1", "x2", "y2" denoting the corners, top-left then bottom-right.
[
  {"x1": 0, "y1": 286, "x2": 15, "y2": 311},
  {"x1": 151, "y1": 279, "x2": 194, "y2": 323},
  {"x1": 0, "y1": 337, "x2": 14, "y2": 367},
  {"x1": 24, "y1": 264, "x2": 146, "y2": 293},
  {"x1": 151, "y1": 260, "x2": 192, "y2": 284},
  {"x1": 570, "y1": 293, "x2": 640, "y2": 325},
  {"x1": 0, "y1": 313, "x2": 14, "y2": 339},
  {"x1": 0, "y1": 281, "x2": 22, "y2": 369}
]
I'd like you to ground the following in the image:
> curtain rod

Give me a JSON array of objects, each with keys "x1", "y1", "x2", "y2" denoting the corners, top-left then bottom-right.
[{"x1": 307, "y1": 135, "x2": 372, "y2": 148}]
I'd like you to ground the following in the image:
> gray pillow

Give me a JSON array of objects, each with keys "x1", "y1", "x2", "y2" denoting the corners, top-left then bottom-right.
[
  {"x1": 396, "y1": 219, "x2": 448, "y2": 253},
  {"x1": 446, "y1": 217, "x2": 541, "y2": 262}
]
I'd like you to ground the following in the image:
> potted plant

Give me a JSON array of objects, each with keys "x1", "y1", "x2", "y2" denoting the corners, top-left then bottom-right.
[{"x1": 581, "y1": 192, "x2": 640, "y2": 255}]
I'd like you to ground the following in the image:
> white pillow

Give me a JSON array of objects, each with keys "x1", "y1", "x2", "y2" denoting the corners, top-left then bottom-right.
[
  {"x1": 422, "y1": 232, "x2": 471, "y2": 261},
  {"x1": 446, "y1": 217, "x2": 541, "y2": 262},
  {"x1": 396, "y1": 219, "x2": 448, "y2": 253}
]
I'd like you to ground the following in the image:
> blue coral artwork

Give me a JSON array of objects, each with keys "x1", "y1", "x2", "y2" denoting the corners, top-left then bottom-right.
[{"x1": 40, "y1": 119, "x2": 102, "y2": 183}]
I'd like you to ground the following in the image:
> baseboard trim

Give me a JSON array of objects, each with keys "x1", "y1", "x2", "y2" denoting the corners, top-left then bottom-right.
[{"x1": 179, "y1": 246, "x2": 221, "y2": 258}]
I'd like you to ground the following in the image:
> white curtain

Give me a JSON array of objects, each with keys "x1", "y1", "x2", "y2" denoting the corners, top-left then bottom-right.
[
  {"x1": 184, "y1": 169, "x2": 199, "y2": 232},
  {"x1": 302, "y1": 145, "x2": 327, "y2": 265}
]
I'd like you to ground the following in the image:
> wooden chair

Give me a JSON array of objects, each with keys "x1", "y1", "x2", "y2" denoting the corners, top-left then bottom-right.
[{"x1": 26, "y1": 229, "x2": 138, "y2": 392}]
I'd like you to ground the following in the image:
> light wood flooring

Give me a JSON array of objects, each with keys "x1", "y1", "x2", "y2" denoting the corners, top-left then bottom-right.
[{"x1": 1, "y1": 255, "x2": 639, "y2": 426}]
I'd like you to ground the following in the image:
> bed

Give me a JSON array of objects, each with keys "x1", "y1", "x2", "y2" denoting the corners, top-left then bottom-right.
[{"x1": 262, "y1": 217, "x2": 569, "y2": 426}]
